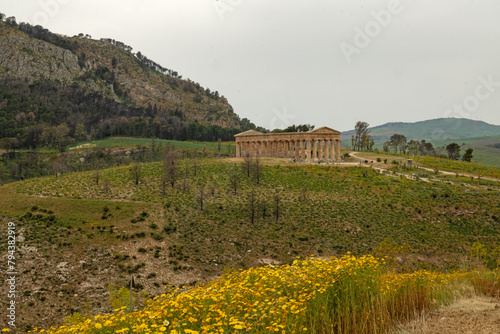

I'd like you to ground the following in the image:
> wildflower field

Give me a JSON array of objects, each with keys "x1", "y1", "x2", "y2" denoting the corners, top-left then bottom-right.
[{"x1": 27, "y1": 255, "x2": 481, "y2": 334}]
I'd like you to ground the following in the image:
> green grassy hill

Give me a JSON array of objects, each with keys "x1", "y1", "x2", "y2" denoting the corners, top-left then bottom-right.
[
  {"x1": 1, "y1": 155, "x2": 499, "y2": 332},
  {"x1": 341, "y1": 118, "x2": 500, "y2": 142},
  {"x1": 430, "y1": 135, "x2": 500, "y2": 168}
]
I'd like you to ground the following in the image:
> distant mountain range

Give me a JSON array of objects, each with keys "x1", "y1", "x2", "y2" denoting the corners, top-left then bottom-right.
[{"x1": 341, "y1": 118, "x2": 500, "y2": 142}]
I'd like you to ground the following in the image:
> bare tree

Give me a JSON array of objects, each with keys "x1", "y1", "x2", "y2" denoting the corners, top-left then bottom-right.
[
  {"x1": 208, "y1": 182, "x2": 217, "y2": 196},
  {"x1": 197, "y1": 184, "x2": 205, "y2": 210},
  {"x1": 192, "y1": 149, "x2": 198, "y2": 176},
  {"x1": 182, "y1": 175, "x2": 190, "y2": 191},
  {"x1": 102, "y1": 178, "x2": 111, "y2": 194},
  {"x1": 300, "y1": 187, "x2": 307, "y2": 202},
  {"x1": 159, "y1": 173, "x2": 168, "y2": 195},
  {"x1": 51, "y1": 157, "x2": 66, "y2": 177},
  {"x1": 229, "y1": 171, "x2": 240, "y2": 195},
  {"x1": 252, "y1": 155, "x2": 263, "y2": 184},
  {"x1": 259, "y1": 197, "x2": 268, "y2": 220},
  {"x1": 130, "y1": 163, "x2": 143, "y2": 185},
  {"x1": 247, "y1": 189, "x2": 257, "y2": 224},
  {"x1": 163, "y1": 150, "x2": 180, "y2": 187},
  {"x1": 242, "y1": 153, "x2": 252, "y2": 177},
  {"x1": 274, "y1": 193, "x2": 281, "y2": 222},
  {"x1": 93, "y1": 168, "x2": 100, "y2": 186},
  {"x1": 151, "y1": 137, "x2": 156, "y2": 153}
]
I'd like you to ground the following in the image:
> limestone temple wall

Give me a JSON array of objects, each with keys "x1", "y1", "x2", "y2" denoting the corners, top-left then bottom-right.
[{"x1": 234, "y1": 127, "x2": 342, "y2": 161}]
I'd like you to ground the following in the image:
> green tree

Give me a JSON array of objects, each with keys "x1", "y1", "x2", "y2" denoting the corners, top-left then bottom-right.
[
  {"x1": 74, "y1": 124, "x2": 86, "y2": 142},
  {"x1": 445, "y1": 143, "x2": 461, "y2": 160},
  {"x1": 353, "y1": 121, "x2": 371, "y2": 151},
  {"x1": 389, "y1": 134, "x2": 407, "y2": 154},
  {"x1": 462, "y1": 148, "x2": 473, "y2": 162}
]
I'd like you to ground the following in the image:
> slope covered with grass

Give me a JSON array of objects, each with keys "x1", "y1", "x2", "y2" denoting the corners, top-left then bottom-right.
[{"x1": 1, "y1": 157, "x2": 499, "y2": 331}]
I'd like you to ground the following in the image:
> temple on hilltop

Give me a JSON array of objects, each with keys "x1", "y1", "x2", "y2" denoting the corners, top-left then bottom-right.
[{"x1": 234, "y1": 127, "x2": 342, "y2": 161}]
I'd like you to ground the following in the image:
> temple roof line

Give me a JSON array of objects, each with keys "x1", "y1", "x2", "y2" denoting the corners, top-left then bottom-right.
[{"x1": 234, "y1": 126, "x2": 341, "y2": 137}]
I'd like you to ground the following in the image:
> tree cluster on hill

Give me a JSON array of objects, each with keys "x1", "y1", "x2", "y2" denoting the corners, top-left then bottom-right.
[
  {"x1": 3, "y1": 17, "x2": 79, "y2": 53},
  {"x1": 0, "y1": 78, "x2": 252, "y2": 151},
  {"x1": 270, "y1": 124, "x2": 314, "y2": 133}
]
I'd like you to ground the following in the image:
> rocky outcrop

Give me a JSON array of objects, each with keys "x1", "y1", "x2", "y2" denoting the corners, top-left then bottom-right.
[{"x1": 0, "y1": 35, "x2": 82, "y2": 84}]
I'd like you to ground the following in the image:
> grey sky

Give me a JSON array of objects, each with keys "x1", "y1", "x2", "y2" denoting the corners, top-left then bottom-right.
[{"x1": 2, "y1": 0, "x2": 500, "y2": 131}]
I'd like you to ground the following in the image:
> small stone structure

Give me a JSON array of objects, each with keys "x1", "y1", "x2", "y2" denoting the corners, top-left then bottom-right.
[{"x1": 234, "y1": 127, "x2": 342, "y2": 161}]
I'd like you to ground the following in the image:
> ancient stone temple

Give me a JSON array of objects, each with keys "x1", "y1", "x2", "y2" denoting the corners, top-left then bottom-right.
[{"x1": 234, "y1": 127, "x2": 342, "y2": 161}]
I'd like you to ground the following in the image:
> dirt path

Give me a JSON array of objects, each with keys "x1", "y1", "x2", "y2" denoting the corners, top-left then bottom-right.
[
  {"x1": 349, "y1": 152, "x2": 500, "y2": 187},
  {"x1": 396, "y1": 296, "x2": 500, "y2": 334},
  {"x1": 350, "y1": 151, "x2": 500, "y2": 182}
]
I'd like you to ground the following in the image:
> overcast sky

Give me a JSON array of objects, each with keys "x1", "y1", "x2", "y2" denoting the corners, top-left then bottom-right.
[{"x1": 2, "y1": 0, "x2": 500, "y2": 131}]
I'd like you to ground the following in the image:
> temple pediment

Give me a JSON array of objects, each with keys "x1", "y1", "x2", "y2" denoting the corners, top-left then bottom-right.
[
  {"x1": 234, "y1": 130, "x2": 263, "y2": 136},
  {"x1": 307, "y1": 126, "x2": 342, "y2": 135}
]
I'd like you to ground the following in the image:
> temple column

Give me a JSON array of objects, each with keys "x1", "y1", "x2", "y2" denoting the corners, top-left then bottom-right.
[
  {"x1": 294, "y1": 140, "x2": 299, "y2": 160},
  {"x1": 319, "y1": 139, "x2": 323, "y2": 160},
  {"x1": 235, "y1": 141, "x2": 240, "y2": 157},
  {"x1": 330, "y1": 139, "x2": 335, "y2": 161},
  {"x1": 336, "y1": 139, "x2": 341, "y2": 160},
  {"x1": 283, "y1": 141, "x2": 288, "y2": 158},
  {"x1": 312, "y1": 139, "x2": 317, "y2": 161},
  {"x1": 325, "y1": 140, "x2": 330, "y2": 160},
  {"x1": 303, "y1": 140, "x2": 307, "y2": 160}
]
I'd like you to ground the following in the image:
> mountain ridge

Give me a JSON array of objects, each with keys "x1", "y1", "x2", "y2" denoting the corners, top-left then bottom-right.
[
  {"x1": 0, "y1": 17, "x2": 262, "y2": 147},
  {"x1": 341, "y1": 118, "x2": 500, "y2": 142}
]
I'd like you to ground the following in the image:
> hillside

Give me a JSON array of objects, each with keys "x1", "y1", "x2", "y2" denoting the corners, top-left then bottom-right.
[
  {"x1": 341, "y1": 118, "x2": 500, "y2": 167},
  {"x1": 430, "y1": 135, "x2": 500, "y2": 168},
  {"x1": 0, "y1": 18, "x2": 260, "y2": 147},
  {"x1": 341, "y1": 118, "x2": 500, "y2": 142},
  {"x1": 0, "y1": 150, "x2": 499, "y2": 332}
]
